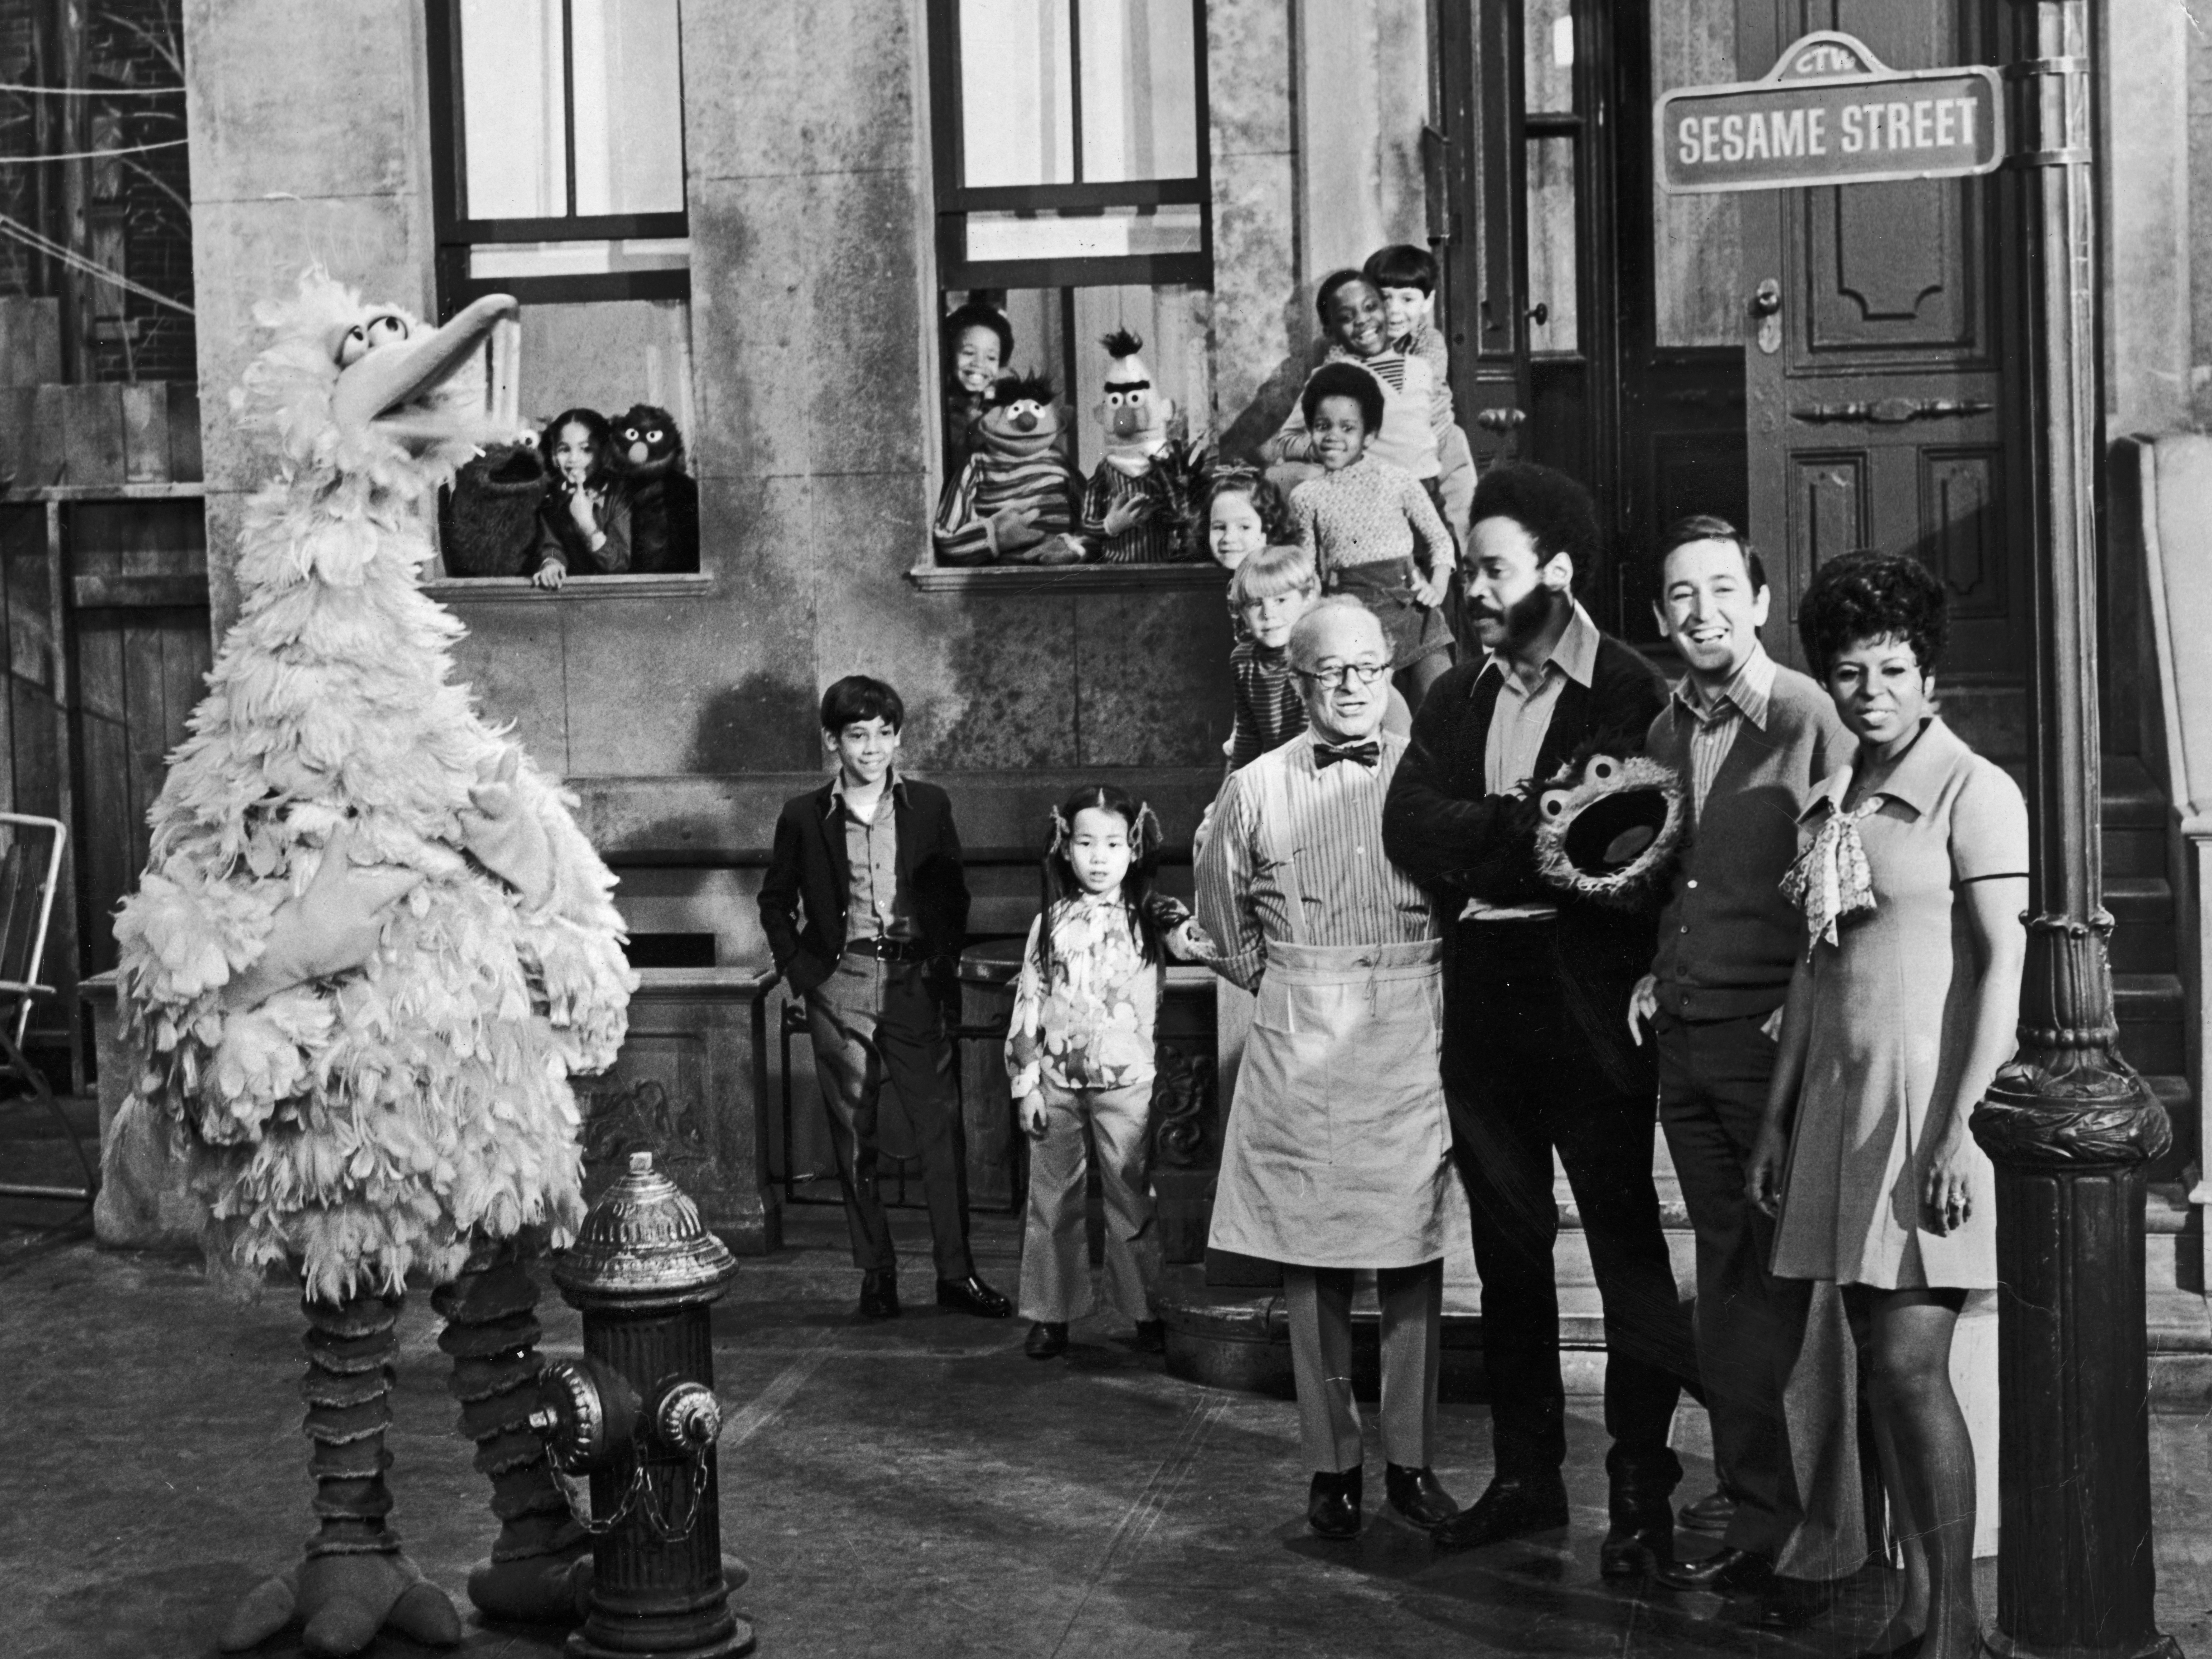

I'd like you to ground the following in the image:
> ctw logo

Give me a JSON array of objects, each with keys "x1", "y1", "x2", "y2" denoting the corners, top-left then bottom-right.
[{"x1": 1793, "y1": 43, "x2": 1869, "y2": 77}]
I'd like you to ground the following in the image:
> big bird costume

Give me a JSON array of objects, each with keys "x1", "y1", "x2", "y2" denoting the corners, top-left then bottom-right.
[{"x1": 112, "y1": 270, "x2": 635, "y2": 1654}]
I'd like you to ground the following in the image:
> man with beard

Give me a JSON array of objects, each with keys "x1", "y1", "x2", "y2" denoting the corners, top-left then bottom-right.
[{"x1": 1382, "y1": 462, "x2": 1701, "y2": 1576}]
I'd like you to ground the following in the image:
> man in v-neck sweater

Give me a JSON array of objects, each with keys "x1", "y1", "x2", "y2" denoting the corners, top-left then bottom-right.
[
  {"x1": 1383, "y1": 463, "x2": 1701, "y2": 1573},
  {"x1": 1634, "y1": 518, "x2": 1859, "y2": 1599}
]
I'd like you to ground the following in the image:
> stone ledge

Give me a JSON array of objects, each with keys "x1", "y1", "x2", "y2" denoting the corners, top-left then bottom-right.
[
  {"x1": 421, "y1": 572, "x2": 717, "y2": 603},
  {"x1": 906, "y1": 561, "x2": 1228, "y2": 594}
]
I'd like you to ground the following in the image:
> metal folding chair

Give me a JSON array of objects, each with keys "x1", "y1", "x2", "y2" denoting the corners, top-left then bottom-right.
[{"x1": 0, "y1": 814, "x2": 96, "y2": 1208}]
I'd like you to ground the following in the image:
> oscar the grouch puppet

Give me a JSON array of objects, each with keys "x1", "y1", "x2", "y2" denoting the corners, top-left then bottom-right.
[
  {"x1": 1080, "y1": 328, "x2": 1205, "y2": 562},
  {"x1": 112, "y1": 269, "x2": 638, "y2": 1655},
  {"x1": 931, "y1": 371, "x2": 1086, "y2": 566}
]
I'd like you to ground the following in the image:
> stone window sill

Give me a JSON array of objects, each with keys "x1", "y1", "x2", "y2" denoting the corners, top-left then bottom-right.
[
  {"x1": 906, "y1": 561, "x2": 1226, "y2": 594},
  {"x1": 420, "y1": 573, "x2": 715, "y2": 603}
]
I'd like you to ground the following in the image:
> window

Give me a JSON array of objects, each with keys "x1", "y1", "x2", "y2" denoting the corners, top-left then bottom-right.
[
  {"x1": 425, "y1": 1, "x2": 702, "y2": 588},
  {"x1": 923, "y1": 0, "x2": 1213, "y2": 570},
  {"x1": 929, "y1": 0, "x2": 1209, "y2": 292},
  {"x1": 426, "y1": 0, "x2": 689, "y2": 311}
]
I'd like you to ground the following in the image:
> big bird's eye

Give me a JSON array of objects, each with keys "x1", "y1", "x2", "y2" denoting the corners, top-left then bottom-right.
[
  {"x1": 337, "y1": 325, "x2": 369, "y2": 368},
  {"x1": 364, "y1": 314, "x2": 410, "y2": 349}
]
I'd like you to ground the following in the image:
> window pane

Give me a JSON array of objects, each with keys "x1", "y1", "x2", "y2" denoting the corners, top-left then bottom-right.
[
  {"x1": 1651, "y1": 3, "x2": 1740, "y2": 348},
  {"x1": 962, "y1": 204, "x2": 1202, "y2": 263},
  {"x1": 468, "y1": 238, "x2": 689, "y2": 279},
  {"x1": 1079, "y1": 0, "x2": 1198, "y2": 183},
  {"x1": 1525, "y1": 136, "x2": 1577, "y2": 352},
  {"x1": 571, "y1": 0, "x2": 686, "y2": 216},
  {"x1": 960, "y1": 0, "x2": 1075, "y2": 187},
  {"x1": 513, "y1": 297, "x2": 696, "y2": 449},
  {"x1": 459, "y1": 0, "x2": 567, "y2": 219},
  {"x1": 1522, "y1": 0, "x2": 1575, "y2": 116}
]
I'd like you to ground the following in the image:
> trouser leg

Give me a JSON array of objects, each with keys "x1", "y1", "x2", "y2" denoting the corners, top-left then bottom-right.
[
  {"x1": 1283, "y1": 1265, "x2": 1363, "y2": 1473},
  {"x1": 1659, "y1": 1012, "x2": 1804, "y2": 1559},
  {"x1": 877, "y1": 962, "x2": 973, "y2": 1280},
  {"x1": 1377, "y1": 1259, "x2": 1443, "y2": 1469},
  {"x1": 1553, "y1": 1066, "x2": 1693, "y2": 1497},
  {"x1": 806, "y1": 960, "x2": 897, "y2": 1275},
  {"x1": 1018, "y1": 1080, "x2": 1093, "y2": 1322},
  {"x1": 1447, "y1": 1071, "x2": 1567, "y2": 1477},
  {"x1": 1087, "y1": 1079, "x2": 1163, "y2": 1324}
]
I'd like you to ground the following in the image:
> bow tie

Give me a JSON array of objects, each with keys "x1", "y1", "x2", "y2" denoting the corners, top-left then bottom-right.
[{"x1": 1313, "y1": 740, "x2": 1380, "y2": 770}]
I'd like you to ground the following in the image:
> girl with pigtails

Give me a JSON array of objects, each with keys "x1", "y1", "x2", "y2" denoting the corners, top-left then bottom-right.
[{"x1": 1006, "y1": 786, "x2": 1214, "y2": 1359}]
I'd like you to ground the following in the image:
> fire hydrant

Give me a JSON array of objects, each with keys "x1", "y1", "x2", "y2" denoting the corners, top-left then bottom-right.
[{"x1": 528, "y1": 1151, "x2": 753, "y2": 1658}]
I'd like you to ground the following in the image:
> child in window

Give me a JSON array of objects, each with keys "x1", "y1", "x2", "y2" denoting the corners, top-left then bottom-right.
[
  {"x1": 942, "y1": 301, "x2": 1015, "y2": 471},
  {"x1": 1287, "y1": 361, "x2": 1455, "y2": 708},
  {"x1": 1008, "y1": 785, "x2": 1210, "y2": 1359},
  {"x1": 1265, "y1": 272, "x2": 1442, "y2": 490},
  {"x1": 1203, "y1": 463, "x2": 1290, "y2": 575},
  {"x1": 1364, "y1": 243, "x2": 1479, "y2": 545},
  {"x1": 532, "y1": 408, "x2": 630, "y2": 589}
]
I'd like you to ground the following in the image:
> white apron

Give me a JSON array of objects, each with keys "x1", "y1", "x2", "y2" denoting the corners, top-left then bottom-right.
[{"x1": 1205, "y1": 762, "x2": 1456, "y2": 1270}]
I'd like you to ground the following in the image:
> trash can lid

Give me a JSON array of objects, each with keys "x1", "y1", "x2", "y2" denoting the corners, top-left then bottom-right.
[
  {"x1": 552, "y1": 1152, "x2": 737, "y2": 1305},
  {"x1": 958, "y1": 938, "x2": 1028, "y2": 985}
]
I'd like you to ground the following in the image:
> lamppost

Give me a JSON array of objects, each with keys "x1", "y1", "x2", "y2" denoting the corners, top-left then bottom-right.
[{"x1": 1970, "y1": 4, "x2": 2181, "y2": 1656}]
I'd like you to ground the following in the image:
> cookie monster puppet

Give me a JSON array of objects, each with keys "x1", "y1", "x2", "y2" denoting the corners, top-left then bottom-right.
[{"x1": 111, "y1": 269, "x2": 637, "y2": 1655}]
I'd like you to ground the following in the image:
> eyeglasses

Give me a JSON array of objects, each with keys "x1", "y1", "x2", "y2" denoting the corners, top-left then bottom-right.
[{"x1": 1295, "y1": 662, "x2": 1390, "y2": 689}]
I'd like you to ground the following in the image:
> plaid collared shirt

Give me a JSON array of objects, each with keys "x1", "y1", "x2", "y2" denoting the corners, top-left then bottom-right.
[{"x1": 1673, "y1": 647, "x2": 1777, "y2": 822}]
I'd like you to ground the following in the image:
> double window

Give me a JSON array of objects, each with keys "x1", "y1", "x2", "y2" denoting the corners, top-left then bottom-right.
[
  {"x1": 426, "y1": 0, "x2": 689, "y2": 312},
  {"x1": 925, "y1": 0, "x2": 1211, "y2": 478}
]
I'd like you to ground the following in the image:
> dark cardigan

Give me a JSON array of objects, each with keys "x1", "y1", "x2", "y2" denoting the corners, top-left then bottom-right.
[{"x1": 1382, "y1": 630, "x2": 1669, "y2": 1092}]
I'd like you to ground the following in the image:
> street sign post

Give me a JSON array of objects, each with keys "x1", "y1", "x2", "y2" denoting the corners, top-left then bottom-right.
[{"x1": 1657, "y1": 30, "x2": 2004, "y2": 194}]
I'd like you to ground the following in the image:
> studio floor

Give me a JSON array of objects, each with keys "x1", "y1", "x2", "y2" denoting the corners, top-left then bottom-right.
[{"x1": 6, "y1": 1174, "x2": 2212, "y2": 1659}]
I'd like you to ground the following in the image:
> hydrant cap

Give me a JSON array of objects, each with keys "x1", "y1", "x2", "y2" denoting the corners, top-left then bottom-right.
[{"x1": 552, "y1": 1152, "x2": 738, "y2": 1304}]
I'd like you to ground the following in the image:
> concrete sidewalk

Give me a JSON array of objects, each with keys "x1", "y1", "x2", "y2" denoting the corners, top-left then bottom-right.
[{"x1": 4, "y1": 1195, "x2": 2209, "y2": 1659}]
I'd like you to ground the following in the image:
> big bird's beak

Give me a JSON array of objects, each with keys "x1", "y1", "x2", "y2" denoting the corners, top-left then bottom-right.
[{"x1": 331, "y1": 293, "x2": 518, "y2": 445}]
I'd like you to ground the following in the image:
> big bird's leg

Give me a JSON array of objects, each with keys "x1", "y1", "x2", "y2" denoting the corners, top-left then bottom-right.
[
  {"x1": 434, "y1": 1237, "x2": 592, "y2": 1625},
  {"x1": 219, "y1": 1291, "x2": 462, "y2": 1656}
]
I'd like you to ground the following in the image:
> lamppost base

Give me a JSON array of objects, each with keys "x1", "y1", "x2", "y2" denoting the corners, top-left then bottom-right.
[{"x1": 1982, "y1": 1623, "x2": 2184, "y2": 1659}]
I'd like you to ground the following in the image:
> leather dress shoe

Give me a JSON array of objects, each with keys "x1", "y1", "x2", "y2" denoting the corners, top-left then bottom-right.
[
  {"x1": 1132, "y1": 1318, "x2": 1167, "y2": 1354},
  {"x1": 1654, "y1": 1545, "x2": 1775, "y2": 1596},
  {"x1": 857, "y1": 1271, "x2": 900, "y2": 1319},
  {"x1": 1024, "y1": 1320, "x2": 1068, "y2": 1358},
  {"x1": 1384, "y1": 1464, "x2": 1459, "y2": 1528},
  {"x1": 1307, "y1": 1468, "x2": 1363, "y2": 1540},
  {"x1": 1678, "y1": 1487, "x2": 1736, "y2": 1535},
  {"x1": 935, "y1": 1273, "x2": 1013, "y2": 1318},
  {"x1": 1599, "y1": 1514, "x2": 1674, "y2": 1579},
  {"x1": 1430, "y1": 1473, "x2": 1569, "y2": 1551}
]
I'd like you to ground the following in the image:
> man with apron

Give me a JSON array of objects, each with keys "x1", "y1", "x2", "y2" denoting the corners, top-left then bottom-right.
[{"x1": 1195, "y1": 596, "x2": 1461, "y2": 1541}]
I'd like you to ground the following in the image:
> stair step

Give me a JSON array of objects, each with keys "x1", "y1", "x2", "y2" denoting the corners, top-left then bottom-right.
[
  {"x1": 2101, "y1": 756, "x2": 2167, "y2": 829},
  {"x1": 2103, "y1": 824, "x2": 2170, "y2": 878}
]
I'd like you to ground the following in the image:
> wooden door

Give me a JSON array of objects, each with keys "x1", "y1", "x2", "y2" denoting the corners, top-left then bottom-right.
[
  {"x1": 69, "y1": 499, "x2": 211, "y2": 982},
  {"x1": 1738, "y1": 1, "x2": 2024, "y2": 749}
]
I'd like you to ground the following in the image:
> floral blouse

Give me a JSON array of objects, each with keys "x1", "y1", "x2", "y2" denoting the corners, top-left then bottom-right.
[{"x1": 1005, "y1": 892, "x2": 1193, "y2": 1097}]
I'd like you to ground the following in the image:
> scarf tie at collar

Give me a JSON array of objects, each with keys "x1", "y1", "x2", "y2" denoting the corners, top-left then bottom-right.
[{"x1": 1780, "y1": 796, "x2": 1882, "y2": 957}]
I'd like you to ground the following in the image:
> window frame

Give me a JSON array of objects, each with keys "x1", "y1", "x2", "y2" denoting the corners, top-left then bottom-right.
[
  {"x1": 924, "y1": 0, "x2": 1213, "y2": 291},
  {"x1": 425, "y1": 0, "x2": 691, "y2": 317}
]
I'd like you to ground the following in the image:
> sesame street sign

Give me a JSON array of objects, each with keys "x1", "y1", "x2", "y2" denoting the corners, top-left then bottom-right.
[{"x1": 1657, "y1": 31, "x2": 2004, "y2": 194}]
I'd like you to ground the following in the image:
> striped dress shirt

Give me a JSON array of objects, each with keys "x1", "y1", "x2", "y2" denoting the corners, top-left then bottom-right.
[
  {"x1": 1196, "y1": 728, "x2": 1440, "y2": 991},
  {"x1": 1674, "y1": 647, "x2": 1778, "y2": 822},
  {"x1": 1083, "y1": 459, "x2": 1184, "y2": 564}
]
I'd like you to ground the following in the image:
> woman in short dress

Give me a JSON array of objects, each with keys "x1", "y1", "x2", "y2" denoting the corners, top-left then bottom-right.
[{"x1": 1746, "y1": 552, "x2": 2028, "y2": 1659}]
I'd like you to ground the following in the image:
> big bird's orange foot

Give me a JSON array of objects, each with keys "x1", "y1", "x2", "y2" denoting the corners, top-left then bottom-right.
[{"x1": 218, "y1": 1551, "x2": 462, "y2": 1656}]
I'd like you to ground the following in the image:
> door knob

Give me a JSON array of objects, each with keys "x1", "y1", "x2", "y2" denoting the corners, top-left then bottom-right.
[
  {"x1": 1527, "y1": 302, "x2": 1550, "y2": 327},
  {"x1": 1474, "y1": 408, "x2": 1527, "y2": 432},
  {"x1": 1751, "y1": 279, "x2": 1782, "y2": 355}
]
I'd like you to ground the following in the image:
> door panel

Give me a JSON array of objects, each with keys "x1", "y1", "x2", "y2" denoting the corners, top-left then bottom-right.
[{"x1": 1742, "y1": 0, "x2": 2024, "y2": 727}]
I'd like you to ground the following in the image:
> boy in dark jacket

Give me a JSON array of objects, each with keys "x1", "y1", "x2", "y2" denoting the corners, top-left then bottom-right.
[
  {"x1": 1382, "y1": 463, "x2": 1701, "y2": 1573},
  {"x1": 759, "y1": 676, "x2": 1011, "y2": 1321}
]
